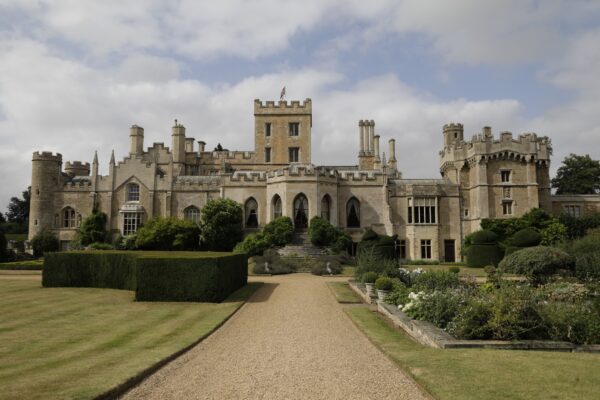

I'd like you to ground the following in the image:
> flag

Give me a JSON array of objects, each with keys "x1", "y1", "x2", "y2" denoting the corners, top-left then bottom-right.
[{"x1": 280, "y1": 86, "x2": 286, "y2": 100}]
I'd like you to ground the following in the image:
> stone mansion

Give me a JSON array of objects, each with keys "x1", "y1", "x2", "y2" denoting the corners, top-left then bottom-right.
[{"x1": 28, "y1": 98, "x2": 600, "y2": 261}]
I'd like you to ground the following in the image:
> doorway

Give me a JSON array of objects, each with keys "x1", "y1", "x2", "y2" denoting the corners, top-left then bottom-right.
[
  {"x1": 293, "y1": 194, "x2": 308, "y2": 229},
  {"x1": 444, "y1": 240, "x2": 456, "y2": 263}
]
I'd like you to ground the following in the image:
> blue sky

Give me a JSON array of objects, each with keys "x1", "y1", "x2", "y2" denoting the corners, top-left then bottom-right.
[{"x1": 1, "y1": 0, "x2": 600, "y2": 211}]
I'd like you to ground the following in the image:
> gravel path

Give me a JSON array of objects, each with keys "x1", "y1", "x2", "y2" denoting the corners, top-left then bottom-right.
[{"x1": 122, "y1": 274, "x2": 429, "y2": 400}]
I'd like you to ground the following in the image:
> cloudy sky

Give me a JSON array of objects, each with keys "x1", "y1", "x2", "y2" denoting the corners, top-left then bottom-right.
[{"x1": 1, "y1": 0, "x2": 600, "y2": 211}]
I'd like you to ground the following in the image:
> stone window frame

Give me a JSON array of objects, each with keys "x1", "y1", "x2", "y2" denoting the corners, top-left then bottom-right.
[
  {"x1": 265, "y1": 147, "x2": 271, "y2": 163},
  {"x1": 563, "y1": 204, "x2": 582, "y2": 218},
  {"x1": 61, "y1": 206, "x2": 77, "y2": 229},
  {"x1": 265, "y1": 122, "x2": 272, "y2": 137},
  {"x1": 272, "y1": 194, "x2": 282, "y2": 219},
  {"x1": 408, "y1": 197, "x2": 437, "y2": 225},
  {"x1": 321, "y1": 194, "x2": 331, "y2": 222},
  {"x1": 245, "y1": 197, "x2": 259, "y2": 228},
  {"x1": 502, "y1": 200, "x2": 513, "y2": 216},
  {"x1": 288, "y1": 147, "x2": 300, "y2": 162},
  {"x1": 183, "y1": 205, "x2": 200, "y2": 223},
  {"x1": 127, "y1": 183, "x2": 140, "y2": 202},
  {"x1": 500, "y1": 169, "x2": 511, "y2": 183},
  {"x1": 123, "y1": 212, "x2": 141, "y2": 235},
  {"x1": 288, "y1": 122, "x2": 300, "y2": 137},
  {"x1": 346, "y1": 197, "x2": 360, "y2": 228},
  {"x1": 420, "y1": 239, "x2": 432, "y2": 259}
]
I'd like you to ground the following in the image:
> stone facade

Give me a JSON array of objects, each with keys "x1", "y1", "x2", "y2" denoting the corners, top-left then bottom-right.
[{"x1": 28, "y1": 98, "x2": 600, "y2": 259}]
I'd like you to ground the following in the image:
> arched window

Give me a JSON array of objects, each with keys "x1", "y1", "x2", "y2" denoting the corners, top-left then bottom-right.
[
  {"x1": 127, "y1": 183, "x2": 140, "y2": 202},
  {"x1": 346, "y1": 197, "x2": 360, "y2": 228},
  {"x1": 272, "y1": 194, "x2": 282, "y2": 219},
  {"x1": 321, "y1": 195, "x2": 331, "y2": 222},
  {"x1": 62, "y1": 207, "x2": 76, "y2": 228},
  {"x1": 184, "y1": 206, "x2": 200, "y2": 223},
  {"x1": 293, "y1": 194, "x2": 309, "y2": 229},
  {"x1": 245, "y1": 198, "x2": 258, "y2": 228}
]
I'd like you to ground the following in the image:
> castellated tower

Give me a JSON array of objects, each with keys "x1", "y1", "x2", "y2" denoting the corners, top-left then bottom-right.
[
  {"x1": 254, "y1": 99, "x2": 312, "y2": 165},
  {"x1": 29, "y1": 152, "x2": 63, "y2": 239},
  {"x1": 439, "y1": 124, "x2": 552, "y2": 234},
  {"x1": 129, "y1": 125, "x2": 144, "y2": 156}
]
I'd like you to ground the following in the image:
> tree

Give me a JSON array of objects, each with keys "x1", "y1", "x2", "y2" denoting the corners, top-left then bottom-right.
[
  {"x1": 77, "y1": 211, "x2": 108, "y2": 245},
  {"x1": 30, "y1": 229, "x2": 59, "y2": 257},
  {"x1": 0, "y1": 212, "x2": 5, "y2": 224},
  {"x1": 552, "y1": 154, "x2": 600, "y2": 194},
  {"x1": 135, "y1": 217, "x2": 200, "y2": 250},
  {"x1": 6, "y1": 187, "x2": 30, "y2": 225},
  {"x1": 200, "y1": 199, "x2": 243, "y2": 251}
]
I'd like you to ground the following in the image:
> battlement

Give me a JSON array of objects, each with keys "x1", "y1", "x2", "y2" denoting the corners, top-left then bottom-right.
[
  {"x1": 65, "y1": 161, "x2": 90, "y2": 169},
  {"x1": 229, "y1": 170, "x2": 267, "y2": 182},
  {"x1": 254, "y1": 98, "x2": 312, "y2": 114},
  {"x1": 209, "y1": 150, "x2": 255, "y2": 160},
  {"x1": 443, "y1": 123, "x2": 464, "y2": 131},
  {"x1": 32, "y1": 151, "x2": 62, "y2": 162}
]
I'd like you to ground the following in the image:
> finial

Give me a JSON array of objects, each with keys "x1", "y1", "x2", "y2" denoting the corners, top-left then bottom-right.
[
  {"x1": 93, "y1": 150, "x2": 98, "y2": 164},
  {"x1": 110, "y1": 149, "x2": 115, "y2": 165},
  {"x1": 174, "y1": 119, "x2": 178, "y2": 126}
]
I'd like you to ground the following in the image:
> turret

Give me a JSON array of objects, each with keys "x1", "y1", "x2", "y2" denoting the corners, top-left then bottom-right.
[
  {"x1": 29, "y1": 152, "x2": 62, "y2": 239},
  {"x1": 172, "y1": 120, "x2": 186, "y2": 165},
  {"x1": 64, "y1": 161, "x2": 90, "y2": 177},
  {"x1": 185, "y1": 137, "x2": 195, "y2": 153},
  {"x1": 443, "y1": 123, "x2": 464, "y2": 148},
  {"x1": 129, "y1": 125, "x2": 144, "y2": 156},
  {"x1": 388, "y1": 139, "x2": 397, "y2": 170},
  {"x1": 198, "y1": 140, "x2": 206, "y2": 153}
]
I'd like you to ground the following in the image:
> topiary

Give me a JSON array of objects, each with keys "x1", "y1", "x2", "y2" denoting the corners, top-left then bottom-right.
[
  {"x1": 308, "y1": 216, "x2": 338, "y2": 247},
  {"x1": 77, "y1": 210, "x2": 108, "y2": 245},
  {"x1": 375, "y1": 276, "x2": 393, "y2": 291},
  {"x1": 510, "y1": 228, "x2": 542, "y2": 247},
  {"x1": 233, "y1": 232, "x2": 270, "y2": 257},
  {"x1": 200, "y1": 199, "x2": 243, "y2": 251},
  {"x1": 499, "y1": 246, "x2": 575, "y2": 286},
  {"x1": 470, "y1": 229, "x2": 499, "y2": 245},
  {"x1": 263, "y1": 216, "x2": 294, "y2": 246},
  {"x1": 361, "y1": 228, "x2": 379, "y2": 241}
]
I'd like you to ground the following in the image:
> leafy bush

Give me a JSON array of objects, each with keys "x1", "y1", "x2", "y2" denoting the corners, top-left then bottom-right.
[
  {"x1": 43, "y1": 252, "x2": 138, "y2": 290},
  {"x1": 447, "y1": 295, "x2": 494, "y2": 339},
  {"x1": 559, "y1": 212, "x2": 600, "y2": 240},
  {"x1": 136, "y1": 253, "x2": 247, "y2": 302},
  {"x1": 539, "y1": 301, "x2": 600, "y2": 345},
  {"x1": 0, "y1": 231, "x2": 7, "y2": 262},
  {"x1": 362, "y1": 228, "x2": 379, "y2": 241},
  {"x1": 412, "y1": 270, "x2": 461, "y2": 292},
  {"x1": 573, "y1": 251, "x2": 600, "y2": 282},
  {"x1": 233, "y1": 233, "x2": 270, "y2": 257},
  {"x1": 252, "y1": 249, "x2": 296, "y2": 275},
  {"x1": 471, "y1": 229, "x2": 499, "y2": 244},
  {"x1": 308, "y1": 216, "x2": 338, "y2": 246},
  {"x1": 357, "y1": 231, "x2": 395, "y2": 260},
  {"x1": 200, "y1": 199, "x2": 243, "y2": 251},
  {"x1": 384, "y1": 281, "x2": 410, "y2": 306},
  {"x1": 448, "y1": 266, "x2": 460, "y2": 274},
  {"x1": 362, "y1": 271, "x2": 378, "y2": 283},
  {"x1": 375, "y1": 276, "x2": 393, "y2": 291},
  {"x1": 331, "y1": 231, "x2": 352, "y2": 254},
  {"x1": 311, "y1": 257, "x2": 343, "y2": 276},
  {"x1": 510, "y1": 228, "x2": 542, "y2": 247},
  {"x1": 466, "y1": 244, "x2": 503, "y2": 268},
  {"x1": 30, "y1": 229, "x2": 59, "y2": 257},
  {"x1": 135, "y1": 217, "x2": 200, "y2": 251},
  {"x1": 404, "y1": 259, "x2": 440, "y2": 265},
  {"x1": 403, "y1": 289, "x2": 464, "y2": 329},
  {"x1": 89, "y1": 242, "x2": 114, "y2": 250},
  {"x1": 263, "y1": 217, "x2": 294, "y2": 246},
  {"x1": 77, "y1": 211, "x2": 108, "y2": 245},
  {"x1": 499, "y1": 246, "x2": 575, "y2": 285},
  {"x1": 540, "y1": 222, "x2": 568, "y2": 246}
]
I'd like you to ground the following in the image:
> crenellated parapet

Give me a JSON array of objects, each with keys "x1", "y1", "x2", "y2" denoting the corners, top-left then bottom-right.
[
  {"x1": 64, "y1": 161, "x2": 90, "y2": 177},
  {"x1": 254, "y1": 98, "x2": 312, "y2": 115},
  {"x1": 32, "y1": 151, "x2": 62, "y2": 162},
  {"x1": 229, "y1": 170, "x2": 267, "y2": 182},
  {"x1": 173, "y1": 176, "x2": 222, "y2": 189},
  {"x1": 390, "y1": 179, "x2": 459, "y2": 197}
]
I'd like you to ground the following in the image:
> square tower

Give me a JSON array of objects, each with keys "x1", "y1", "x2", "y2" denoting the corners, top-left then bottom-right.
[{"x1": 254, "y1": 99, "x2": 312, "y2": 165}]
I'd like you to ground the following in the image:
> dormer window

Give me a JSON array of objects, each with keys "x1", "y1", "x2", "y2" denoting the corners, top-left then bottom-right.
[{"x1": 127, "y1": 183, "x2": 140, "y2": 202}]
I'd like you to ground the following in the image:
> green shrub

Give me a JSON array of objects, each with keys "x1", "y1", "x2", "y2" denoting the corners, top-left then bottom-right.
[
  {"x1": 200, "y1": 199, "x2": 243, "y2": 251},
  {"x1": 234, "y1": 233, "x2": 270, "y2": 257},
  {"x1": 30, "y1": 229, "x2": 59, "y2": 257},
  {"x1": 252, "y1": 249, "x2": 295, "y2": 275},
  {"x1": 136, "y1": 253, "x2": 247, "y2": 302},
  {"x1": 362, "y1": 271, "x2": 378, "y2": 283},
  {"x1": 89, "y1": 242, "x2": 114, "y2": 250},
  {"x1": 263, "y1": 217, "x2": 294, "y2": 246},
  {"x1": 403, "y1": 289, "x2": 464, "y2": 329},
  {"x1": 0, "y1": 259, "x2": 44, "y2": 270},
  {"x1": 471, "y1": 229, "x2": 499, "y2": 245},
  {"x1": 308, "y1": 216, "x2": 338, "y2": 246},
  {"x1": 448, "y1": 266, "x2": 460, "y2": 274},
  {"x1": 311, "y1": 257, "x2": 343, "y2": 276},
  {"x1": 447, "y1": 295, "x2": 494, "y2": 339},
  {"x1": 540, "y1": 221, "x2": 568, "y2": 246},
  {"x1": 135, "y1": 217, "x2": 200, "y2": 250},
  {"x1": 77, "y1": 211, "x2": 108, "y2": 245},
  {"x1": 573, "y1": 251, "x2": 600, "y2": 282},
  {"x1": 539, "y1": 301, "x2": 600, "y2": 345},
  {"x1": 412, "y1": 270, "x2": 461, "y2": 292},
  {"x1": 559, "y1": 212, "x2": 600, "y2": 240},
  {"x1": 0, "y1": 231, "x2": 7, "y2": 262},
  {"x1": 510, "y1": 228, "x2": 542, "y2": 247},
  {"x1": 362, "y1": 228, "x2": 379, "y2": 241},
  {"x1": 571, "y1": 234, "x2": 600, "y2": 255},
  {"x1": 375, "y1": 276, "x2": 393, "y2": 291},
  {"x1": 384, "y1": 281, "x2": 410, "y2": 306},
  {"x1": 355, "y1": 247, "x2": 398, "y2": 277},
  {"x1": 466, "y1": 244, "x2": 503, "y2": 268},
  {"x1": 404, "y1": 259, "x2": 440, "y2": 265},
  {"x1": 331, "y1": 232, "x2": 352, "y2": 254},
  {"x1": 499, "y1": 246, "x2": 575, "y2": 285},
  {"x1": 43, "y1": 252, "x2": 138, "y2": 290}
]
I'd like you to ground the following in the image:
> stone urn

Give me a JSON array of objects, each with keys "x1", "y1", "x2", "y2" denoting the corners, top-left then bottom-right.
[
  {"x1": 377, "y1": 289, "x2": 389, "y2": 302},
  {"x1": 365, "y1": 283, "x2": 375, "y2": 298}
]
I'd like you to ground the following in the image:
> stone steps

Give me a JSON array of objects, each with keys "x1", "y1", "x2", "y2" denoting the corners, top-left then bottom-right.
[{"x1": 277, "y1": 231, "x2": 329, "y2": 272}]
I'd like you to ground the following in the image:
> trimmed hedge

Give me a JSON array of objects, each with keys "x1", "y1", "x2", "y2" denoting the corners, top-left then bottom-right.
[
  {"x1": 136, "y1": 254, "x2": 247, "y2": 302},
  {"x1": 471, "y1": 229, "x2": 499, "y2": 244},
  {"x1": 466, "y1": 244, "x2": 503, "y2": 268},
  {"x1": 42, "y1": 251, "x2": 248, "y2": 302},
  {"x1": 43, "y1": 252, "x2": 137, "y2": 290}
]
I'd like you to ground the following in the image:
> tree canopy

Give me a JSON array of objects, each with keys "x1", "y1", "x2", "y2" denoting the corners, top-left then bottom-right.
[
  {"x1": 6, "y1": 187, "x2": 30, "y2": 225},
  {"x1": 200, "y1": 199, "x2": 243, "y2": 251},
  {"x1": 551, "y1": 154, "x2": 600, "y2": 194}
]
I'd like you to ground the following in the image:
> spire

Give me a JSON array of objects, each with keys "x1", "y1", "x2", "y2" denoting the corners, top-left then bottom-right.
[
  {"x1": 110, "y1": 149, "x2": 115, "y2": 165},
  {"x1": 93, "y1": 150, "x2": 98, "y2": 165}
]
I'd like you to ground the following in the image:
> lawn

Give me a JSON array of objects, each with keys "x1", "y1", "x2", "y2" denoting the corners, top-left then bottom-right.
[
  {"x1": 0, "y1": 259, "x2": 44, "y2": 270},
  {"x1": 346, "y1": 307, "x2": 600, "y2": 400},
  {"x1": 326, "y1": 281, "x2": 362, "y2": 303},
  {"x1": 0, "y1": 278, "x2": 260, "y2": 400}
]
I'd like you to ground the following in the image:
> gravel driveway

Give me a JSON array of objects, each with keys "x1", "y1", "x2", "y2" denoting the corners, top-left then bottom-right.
[{"x1": 122, "y1": 274, "x2": 429, "y2": 400}]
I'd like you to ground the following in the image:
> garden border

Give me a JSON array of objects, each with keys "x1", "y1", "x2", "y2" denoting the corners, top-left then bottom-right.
[{"x1": 349, "y1": 281, "x2": 600, "y2": 353}]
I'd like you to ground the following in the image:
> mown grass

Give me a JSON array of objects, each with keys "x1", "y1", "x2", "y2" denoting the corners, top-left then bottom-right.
[
  {"x1": 326, "y1": 282, "x2": 361, "y2": 303},
  {"x1": 346, "y1": 307, "x2": 600, "y2": 400},
  {"x1": 0, "y1": 259, "x2": 44, "y2": 270},
  {"x1": 63, "y1": 250, "x2": 233, "y2": 258},
  {"x1": 4, "y1": 234, "x2": 27, "y2": 242},
  {"x1": 0, "y1": 278, "x2": 260, "y2": 400}
]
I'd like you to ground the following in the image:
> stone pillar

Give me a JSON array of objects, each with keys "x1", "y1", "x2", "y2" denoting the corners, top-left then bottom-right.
[
  {"x1": 374, "y1": 135, "x2": 380, "y2": 159},
  {"x1": 185, "y1": 138, "x2": 194, "y2": 153},
  {"x1": 369, "y1": 120, "x2": 375, "y2": 155},
  {"x1": 129, "y1": 125, "x2": 144, "y2": 156},
  {"x1": 363, "y1": 121, "x2": 370, "y2": 155},
  {"x1": 388, "y1": 139, "x2": 397, "y2": 170},
  {"x1": 198, "y1": 141, "x2": 206, "y2": 152},
  {"x1": 358, "y1": 120, "x2": 365, "y2": 155}
]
